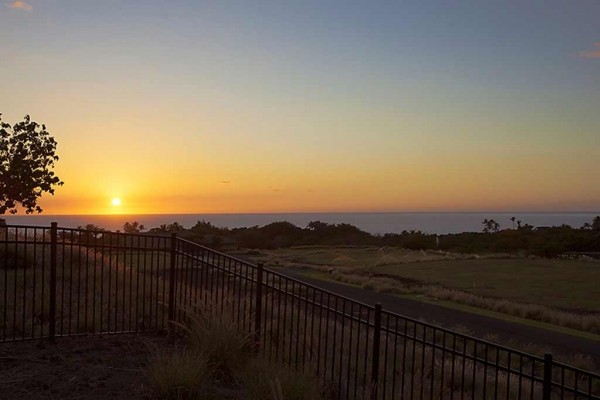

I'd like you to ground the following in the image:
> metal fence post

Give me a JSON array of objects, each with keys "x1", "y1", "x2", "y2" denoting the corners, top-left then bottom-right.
[
  {"x1": 49, "y1": 222, "x2": 57, "y2": 341},
  {"x1": 254, "y1": 262, "x2": 264, "y2": 352},
  {"x1": 371, "y1": 302, "x2": 382, "y2": 399},
  {"x1": 543, "y1": 353, "x2": 553, "y2": 400},
  {"x1": 168, "y1": 233, "x2": 177, "y2": 325}
]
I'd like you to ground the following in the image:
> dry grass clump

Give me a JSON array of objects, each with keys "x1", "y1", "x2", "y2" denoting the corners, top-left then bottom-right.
[
  {"x1": 147, "y1": 348, "x2": 213, "y2": 400},
  {"x1": 148, "y1": 301, "x2": 251, "y2": 398},
  {"x1": 240, "y1": 358, "x2": 324, "y2": 400},
  {"x1": 173, "y1": 303, "x2": 254, "y2": 386},
  {"x1": 148, "y1": 295, "x2": 335, "y2": 400}
]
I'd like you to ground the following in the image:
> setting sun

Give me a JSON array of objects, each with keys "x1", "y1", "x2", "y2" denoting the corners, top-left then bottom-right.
[{"x1": 111, "y1": 198, "x2": 121, "y2": 207}]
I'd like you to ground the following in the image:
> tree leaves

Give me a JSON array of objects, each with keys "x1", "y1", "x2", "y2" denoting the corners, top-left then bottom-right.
[{"x1": 0, "y1": 114, "x2": 63, "y2": 214}]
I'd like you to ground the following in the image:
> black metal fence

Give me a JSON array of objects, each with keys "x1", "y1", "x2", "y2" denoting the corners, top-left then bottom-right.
[
  {"x1": 0, "y1": 223, "x2": 170, "y2": 339},
  {"x1": 1, "y1": 224, "x2": 599, "y2": 399}
]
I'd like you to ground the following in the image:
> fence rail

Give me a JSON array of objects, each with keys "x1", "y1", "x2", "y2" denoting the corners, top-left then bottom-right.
[{"x1": 1, "y1": 223, "x2": 599, "y2": 399}]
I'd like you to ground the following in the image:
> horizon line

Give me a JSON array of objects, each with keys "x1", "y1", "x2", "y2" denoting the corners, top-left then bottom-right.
[{"x1": 5, "y1": 210, "x2": 600, "y2": 217}]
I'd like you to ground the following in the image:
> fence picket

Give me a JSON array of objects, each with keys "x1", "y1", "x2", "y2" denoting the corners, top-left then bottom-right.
[
  {"x1": 49, "y1": 222, "x2": 57, "y2": 341},
  {"x1": 168, "y1": 232, "x2": 177, "y2": 323},
  {"x1": 254, "y1": 262, "x2": 264, "y2": 351}
]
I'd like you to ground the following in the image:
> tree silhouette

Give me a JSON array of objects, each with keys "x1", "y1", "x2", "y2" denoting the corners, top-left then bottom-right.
[
  {"x1": 306, "y1": 220, "x2": 329, "y2": 232},
  {"x1": 593, "y1": 216, "x2": 600, "y2": 231},
  {"x1": 123, "y1": 221, "x2": 145, "y2": 233},
  {"x1": 510, "y1": 216, "x2": 516, "y2": 229},
  {"x1": 0, "y1": 114, "x2": 63, "y2": 214},
  {"x1": 482, "y1": 218, "x2": 500, "y2": 233},
  {"x1": 582, "y1": 216, "x2": 600, "y2": 231},
  {"x1": 149, "y1": 222, "x2": 184, "y2": 233},
  {"x1": 75, "y1": 224, "x2": 106, "y2": 243}
]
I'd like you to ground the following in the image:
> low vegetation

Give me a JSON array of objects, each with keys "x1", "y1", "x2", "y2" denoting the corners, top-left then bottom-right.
[
  {"x1": 148, "y1": 282, "x2": 599, "y2": 399},
  {"x1": 148, "y1": 301, "x2": 327, "y2": 400},
  {"x1": 147, "y1": 348, "x2": 212, "y2": 399},
  {"x1": 238, "y1": 246, "x2": 600, "y2": 336}
]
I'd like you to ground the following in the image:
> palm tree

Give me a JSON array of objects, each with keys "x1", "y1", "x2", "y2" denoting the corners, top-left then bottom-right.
[
  {"x1": 491, "y1": 219, "x2": 500, "y2": 232},
  {"x1": 510, "y1": 216, "x2": 516, "y2": 229}
]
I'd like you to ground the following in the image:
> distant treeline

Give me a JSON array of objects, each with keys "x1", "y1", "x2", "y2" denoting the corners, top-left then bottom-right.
[{"x1": 76, "y1": 216, "x2": 600, "y2": 258}]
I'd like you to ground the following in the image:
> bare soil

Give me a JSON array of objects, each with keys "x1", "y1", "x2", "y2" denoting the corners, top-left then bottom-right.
[{"x1": 0, "y1": 334, "x2": 172, "y2": 400}]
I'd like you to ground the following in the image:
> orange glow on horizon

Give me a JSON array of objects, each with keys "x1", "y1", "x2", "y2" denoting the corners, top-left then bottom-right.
[{"x1": 28, "y1": 143, "x2": 597, "y2": 216}]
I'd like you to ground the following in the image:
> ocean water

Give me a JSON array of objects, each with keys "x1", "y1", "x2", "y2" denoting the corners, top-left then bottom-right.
[{"x1": 3, "y1": 212, "x2": 598, "y2": 235}]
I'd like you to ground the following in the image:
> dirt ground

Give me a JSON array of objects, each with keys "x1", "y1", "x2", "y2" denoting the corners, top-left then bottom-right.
[{"x1": 0, "y1": 334, "x2": 173, "y2": 400}]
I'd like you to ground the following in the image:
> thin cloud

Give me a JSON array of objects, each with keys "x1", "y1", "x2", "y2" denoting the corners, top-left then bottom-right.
[
  {"x1": 579, "y1": 42, "x2": 600, "y2": 59},
  {"x1": 6, "y1": 1, "x2": 32, "y2": 11},
  {"x1": 220, "y1": 181, "x2": 231, "y2": 184}
]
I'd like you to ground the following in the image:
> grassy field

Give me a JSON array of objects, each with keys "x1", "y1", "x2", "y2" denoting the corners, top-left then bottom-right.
[
  {"x1": 376, "y1": 258, "x2": 600, "y2": 312},
  {"x1": 237, "y1": 247, "x2": 600, "y2": 312},
  {"x1": 232, "y1": 246, "x2": 600, "y2": 336}
]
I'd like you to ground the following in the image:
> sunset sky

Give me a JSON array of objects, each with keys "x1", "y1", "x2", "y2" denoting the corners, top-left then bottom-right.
[{"x1": 1, "y1": 1, "x2": 599, "y2": 215}]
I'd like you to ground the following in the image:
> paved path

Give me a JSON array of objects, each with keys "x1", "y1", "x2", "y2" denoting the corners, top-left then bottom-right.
[{"x1": 275, "y1": 267, "x2": 600, "y2": 363}]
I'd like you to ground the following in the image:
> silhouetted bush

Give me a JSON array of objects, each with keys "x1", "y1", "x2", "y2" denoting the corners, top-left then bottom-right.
[{"x1": 144, "y1": 216, "x2": 600, "y2": 257}]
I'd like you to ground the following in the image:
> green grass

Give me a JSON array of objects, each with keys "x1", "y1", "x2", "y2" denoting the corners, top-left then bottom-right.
[
  {"x1": 375, "y1": 258, "x2": 600, "y2": 311},
  {"x1": 242, "y1": 247, "x2": 600, "y2": 312}
]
